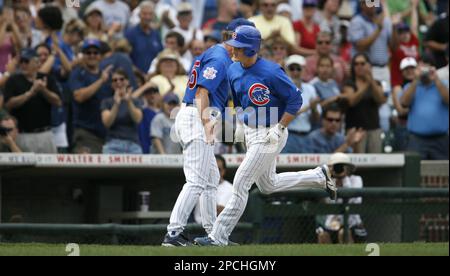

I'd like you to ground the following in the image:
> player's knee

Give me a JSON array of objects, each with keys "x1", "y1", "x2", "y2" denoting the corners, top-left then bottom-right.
[
  {"x1": 211, "y1": 174, "x2": 220, "y2": 186},
  {"x1": 257, "y1": 181, "x2": 276, "y2": 194},
  {"x1": 184, "y1": 180, "x2": 207, "y2": 191},
  {"x1": 230, "y1": 186, "x2": 249, "y2": 201},
  {"x1": 233, "y1": 175, "x2": 253, "y2": 189},
  {"x1": 258, "y1": 186, "x2": 275, "y2": 195}
]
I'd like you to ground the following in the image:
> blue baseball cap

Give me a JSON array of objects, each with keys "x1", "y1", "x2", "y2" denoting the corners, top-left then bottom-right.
[
  {"x1": 303, "y1": 0, "x2": 318, "y2": 7},
  {"x1": 225, "y1": 18, "x2": 255, "y2": 32},
  {"x1": 81, "y1": 38, "x2": 102, "y2": 52},
  {"x1": 225, "y1": 25, "x2": 262, "y2": 57},
  {"x1": 19, "y1": 48, "x2": 38, "y2": 61},
  {"x1": 396, "y1": 22, "x2": 410, "y2": 32},
  {"x1": 163, "y1": 93, "x2": 180, "y2": 104}
]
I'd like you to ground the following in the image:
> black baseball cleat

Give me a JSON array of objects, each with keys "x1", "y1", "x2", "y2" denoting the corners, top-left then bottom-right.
[
  {"x1": 161, "y1": 232, "x2": 192, "y2": 247},
  {"x1": 321, "y1": 165, "x2": 337, "y2": 200}
]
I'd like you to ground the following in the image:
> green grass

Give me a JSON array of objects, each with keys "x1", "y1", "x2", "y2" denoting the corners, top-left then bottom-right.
[{"x1": 0, "y1": 243, "x2": 448, "y2": 256}]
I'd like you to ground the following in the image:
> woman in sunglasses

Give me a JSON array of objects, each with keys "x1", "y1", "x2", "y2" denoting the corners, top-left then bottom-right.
[
  {"x1": 341, "y1": 53, "x2": 386, "y2": 153},
  {"x1": 101, "y1": 69, "x2": 143, "y2": 154}
]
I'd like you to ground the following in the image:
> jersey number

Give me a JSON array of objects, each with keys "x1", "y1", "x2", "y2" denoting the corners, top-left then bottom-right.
[{"x1": 188, "y1": 60, "x2": 201, "y2": 90}]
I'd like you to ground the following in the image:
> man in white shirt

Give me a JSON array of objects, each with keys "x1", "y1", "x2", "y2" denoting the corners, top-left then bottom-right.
[
  {"x1": 129, "y1": 0, "x2": 177, "y2": 40},
  {"x1": 172, "y1": 2, "x2": 204, "y2": 46},
  {"x1": 282, "y1": 55, "x2": 321, "y2": 153},
  {"x1": 194, "y1": 155, "x2": 233, "y2": 225}
]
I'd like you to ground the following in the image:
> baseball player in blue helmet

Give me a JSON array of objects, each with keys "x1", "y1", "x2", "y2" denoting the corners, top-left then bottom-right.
[
  {"x1": 162, "y1": 19, "x2": 255, "y2": 247},
  {"x1": 194, "y1": 25, "x2": 337, "y2": 246}
]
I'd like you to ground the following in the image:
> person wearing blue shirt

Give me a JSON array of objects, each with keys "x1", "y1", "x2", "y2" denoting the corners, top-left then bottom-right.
[
  {"x1": 137, "y1": 86, "x2": 160, "y2": 154},
  {"x1": 348, "y1": 1, "x2": 394, "y2": 89},
  {"x1": 308, "y1": 104, "x2": 365, "y2": 153},
  {"x1": 45, "y1": 19, "x2": 85, "y2": 75},
  {"x1": 125, "y1": 3, "x2": 163, "y2": 72},
  {"x1": 400, "y1": 60, "x2": 449, "y2": 160},
  {"x1": 282, "y1": 55, "x2": 321, "y2": 154},
  {"x1": 194, "y1": 25, "x2": 337, "y2": 247},
  {"x1": 69, "y1": 39, "x2": 113, "y2": 154},
  {"x1": 162, "y1": 19, "x2": 256, "y2": 247},
  {"x1": 100, "y1": 42, "x2": 138, "y2": 91}
]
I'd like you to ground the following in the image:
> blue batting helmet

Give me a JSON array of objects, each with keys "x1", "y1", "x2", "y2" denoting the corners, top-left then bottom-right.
[{"x1": 225, "y1": 25, "x2": 262, "y2": 57}]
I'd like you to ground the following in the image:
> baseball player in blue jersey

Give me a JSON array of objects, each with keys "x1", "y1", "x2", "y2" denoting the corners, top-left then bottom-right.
[
  {"x1": 162, "y1": 19, "x2": 256, "y2": 247},
  {"x1": 194, "y1": 25, "x2": 337, "y2": 246}
]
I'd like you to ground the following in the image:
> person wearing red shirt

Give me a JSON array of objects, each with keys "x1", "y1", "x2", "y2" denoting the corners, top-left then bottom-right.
[
  {"x1": 390, "y1": 22, "x2": 420, "y2": 88},
  {"x1": 292, "y1": 0, "x2": 320, "y2": 57}
]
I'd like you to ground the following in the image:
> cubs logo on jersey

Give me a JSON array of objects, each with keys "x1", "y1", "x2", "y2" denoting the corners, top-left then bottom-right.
[{"x1": 248, "y1": 83, "x2": 271, "y2": 106}]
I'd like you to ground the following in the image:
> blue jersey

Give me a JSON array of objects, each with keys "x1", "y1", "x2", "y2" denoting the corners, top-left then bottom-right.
[
  {"x1": 183, "y1": 45, "x2": 232, "y2": 113},
  {"x1": 228, "y1": 58, "x2": 303, "y2": 127}
]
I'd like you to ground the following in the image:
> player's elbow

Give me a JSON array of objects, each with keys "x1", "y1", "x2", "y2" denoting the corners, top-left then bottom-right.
[{"x1": 286, "y1": 101, "x2": 302, "y2": 116}]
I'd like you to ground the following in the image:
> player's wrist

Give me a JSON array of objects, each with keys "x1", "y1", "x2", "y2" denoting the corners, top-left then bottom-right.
[
  {"x1": 202, "y1": 118, "x2": 211, "y2": 126},
  {"x1": 277, "y1": 123, "x2": 287, "y2": 131}
]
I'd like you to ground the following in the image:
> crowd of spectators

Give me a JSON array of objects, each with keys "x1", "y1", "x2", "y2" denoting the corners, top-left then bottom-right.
[{"x1": 0, "y1": 0, "x2": 448, "y2": 160}]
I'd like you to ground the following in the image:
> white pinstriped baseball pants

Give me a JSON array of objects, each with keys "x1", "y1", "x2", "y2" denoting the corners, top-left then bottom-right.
[
  {"x1": 210, "y1": 125, "x2": 327, "y2": 245},
  {"x1": 167, "y1": 106, "x2": 220, "y2": 235}
]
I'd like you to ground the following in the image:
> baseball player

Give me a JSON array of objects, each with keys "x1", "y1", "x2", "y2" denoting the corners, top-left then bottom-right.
[
  {"x1": 162, "y1": 19, "x2": 256, "y2": 247},
  {"x1": 195, "y1": 25, "x2": 337, "y2": 246}
]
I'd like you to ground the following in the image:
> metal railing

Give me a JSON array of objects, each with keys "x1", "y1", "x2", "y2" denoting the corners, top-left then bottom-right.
[{"x1": 247, "y1": 188, "x2": 449, "y2": 244}]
